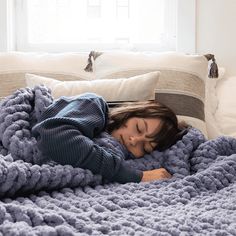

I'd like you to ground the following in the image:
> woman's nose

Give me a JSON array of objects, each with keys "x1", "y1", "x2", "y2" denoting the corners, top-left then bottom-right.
[{"x1": 129, "y1": 136, "x2": 143, "y2": 146}]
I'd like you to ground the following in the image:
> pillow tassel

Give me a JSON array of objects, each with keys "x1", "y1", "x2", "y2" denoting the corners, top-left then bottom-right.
[
  {"x1": 204, "y1": 54, "x2": 219, "y2": 78},
  {"x1": 209, "y1": 58, "x2": 219, "y2": 78},
  {"x1": 84, "y1": 51, "x2": 94, "y2": 72},
  {"x1": 84, "y1": 51, "x2": 103, "y2": 72}
]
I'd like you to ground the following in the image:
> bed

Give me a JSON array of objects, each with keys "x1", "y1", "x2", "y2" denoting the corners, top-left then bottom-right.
[{"x1": 0, "y1": 51, "x2": 236, "y2": 235}]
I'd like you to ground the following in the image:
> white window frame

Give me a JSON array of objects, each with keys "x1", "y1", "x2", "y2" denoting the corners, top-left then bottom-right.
[
  {"x1": 2, "y1": 0, "x2": 196, "y2": 53},
  {"x1": 177, "y1": 0, "x2": 196, "y2": 53},
  {"x1": 0, "y1": 0, "x2": 15, "y2": 52}
]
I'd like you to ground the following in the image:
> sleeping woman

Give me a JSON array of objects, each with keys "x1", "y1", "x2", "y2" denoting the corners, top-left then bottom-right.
[{"x1": 32, "y1": 93, "x2": 187, "y2": 184}]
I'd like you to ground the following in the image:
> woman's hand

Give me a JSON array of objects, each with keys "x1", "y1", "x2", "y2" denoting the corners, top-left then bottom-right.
[{"x1": 141, "y1": 168, "x2": 172, "y2": 182}]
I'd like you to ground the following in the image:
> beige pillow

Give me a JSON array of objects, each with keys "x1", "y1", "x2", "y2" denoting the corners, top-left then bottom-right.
[
  {"x1": 25, "y1": 72, "x2": 160, "y2": 101},
  {"x1": 92, "y1": 51, "x2": 209, "y2": 137},
  {"x1": 0, "y1": 52, "x2": 93, "y2": 99},
  {"x1": 93, "y1": 51, "x2": 208, "y2": 81}
]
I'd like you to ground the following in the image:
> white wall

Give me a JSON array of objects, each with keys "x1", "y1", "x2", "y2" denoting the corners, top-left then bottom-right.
[
  {"x1": 196, "y1": 0, "x2": 236, "y2": 77},
  {"x1": 0, "y1": 0, "x2": 8, "y2": 51}
]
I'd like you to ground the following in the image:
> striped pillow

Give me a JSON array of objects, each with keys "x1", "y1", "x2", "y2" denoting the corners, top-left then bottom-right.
[
  {"x1": 92, "y1": 51, "x2": 209, "y2": 137},
  {"x1": 0, "y1": 52, "x2": 93, "y2": 99},
  {"x1": 154, "y1": 70, "x2": 207, "y2": 137}
]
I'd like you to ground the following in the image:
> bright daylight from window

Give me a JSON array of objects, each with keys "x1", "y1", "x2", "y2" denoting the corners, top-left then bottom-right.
[{"x1": 25, "y1": 0, "x2": 177, "y2": 51}]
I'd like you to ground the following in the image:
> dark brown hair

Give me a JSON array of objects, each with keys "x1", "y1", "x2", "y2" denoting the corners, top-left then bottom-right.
[{"x1": 107, "y1": 101, "x2": 189, "y2": 151}]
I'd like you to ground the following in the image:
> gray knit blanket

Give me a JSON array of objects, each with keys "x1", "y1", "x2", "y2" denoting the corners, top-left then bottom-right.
[{"x1": 0, "y1": 86, "x2": 236, "y2": 235}]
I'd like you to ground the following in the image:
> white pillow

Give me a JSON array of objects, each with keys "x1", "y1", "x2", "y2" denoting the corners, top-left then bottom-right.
[
  {"x1": 25, "y1": 72, "x2": 160, "y2": 101},
  {"x1": 205, "y1": 67, "x2": 226, "y2": 139},
  {"x1": 205, "y1": 67, "x2": 226, "y2": 115},
  {"x1": 214, "y1": 76, "x2": 236, "y2": 137}
]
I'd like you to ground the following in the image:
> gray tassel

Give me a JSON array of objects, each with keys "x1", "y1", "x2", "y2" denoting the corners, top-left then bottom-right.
[
  {"x1": 209, "y1": 58, "x2": 219, "y2": 78},
  {"x1": 84, "y1": 51, "x2": 103, "y2": 72},
  {"x1": 204, "y1": 54, "x2": 219, "y2": 78}
]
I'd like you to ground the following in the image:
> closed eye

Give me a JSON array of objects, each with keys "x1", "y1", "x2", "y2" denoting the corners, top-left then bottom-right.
[{"x1": 136, "y1": 124, "x2": 141, "y2": 133}]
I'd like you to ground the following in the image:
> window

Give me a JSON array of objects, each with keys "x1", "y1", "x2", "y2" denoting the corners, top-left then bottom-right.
[
  {"x1": 87, "y1": 0, "x2": 101, "y2": 18},
  {"x1": 10, "y1": 0, "x2": 195, "y2": 52},
  {"x1": 116, "y1": 0, "x2": 129, "y2": 18}
]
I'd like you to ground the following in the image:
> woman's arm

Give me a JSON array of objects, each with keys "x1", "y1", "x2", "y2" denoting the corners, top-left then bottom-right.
[
  {"x1": 32, "y1": 93, "x2": 143, "y2": 183},
  {"x1": 36, "y1": 93, "x2": 108, "y2": 138}
]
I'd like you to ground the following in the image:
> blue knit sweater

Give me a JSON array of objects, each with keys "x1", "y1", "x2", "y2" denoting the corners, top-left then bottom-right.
[{"x1": 32, "y1": 93, "x2": 143, "y2": 184}]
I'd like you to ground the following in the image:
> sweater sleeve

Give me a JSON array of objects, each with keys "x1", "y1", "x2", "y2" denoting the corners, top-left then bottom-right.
[{"x1": 32, "y1": 93, "x2": 143, "y2": 184}]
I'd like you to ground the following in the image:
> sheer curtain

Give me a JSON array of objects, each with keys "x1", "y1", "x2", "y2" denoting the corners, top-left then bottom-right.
[{"x1": 15, "y1": 0, "x2": 179, "y2": 52}]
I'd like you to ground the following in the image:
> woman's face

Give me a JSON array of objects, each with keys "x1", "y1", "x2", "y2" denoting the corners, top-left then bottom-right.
[{"x1": 111, "y1": 117, "x2": 161, "y2": 158}]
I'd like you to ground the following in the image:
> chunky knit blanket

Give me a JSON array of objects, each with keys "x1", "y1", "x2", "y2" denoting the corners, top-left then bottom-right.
[{"x1": 0, "y1": 86, "x2": 236, "y2": 235}]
